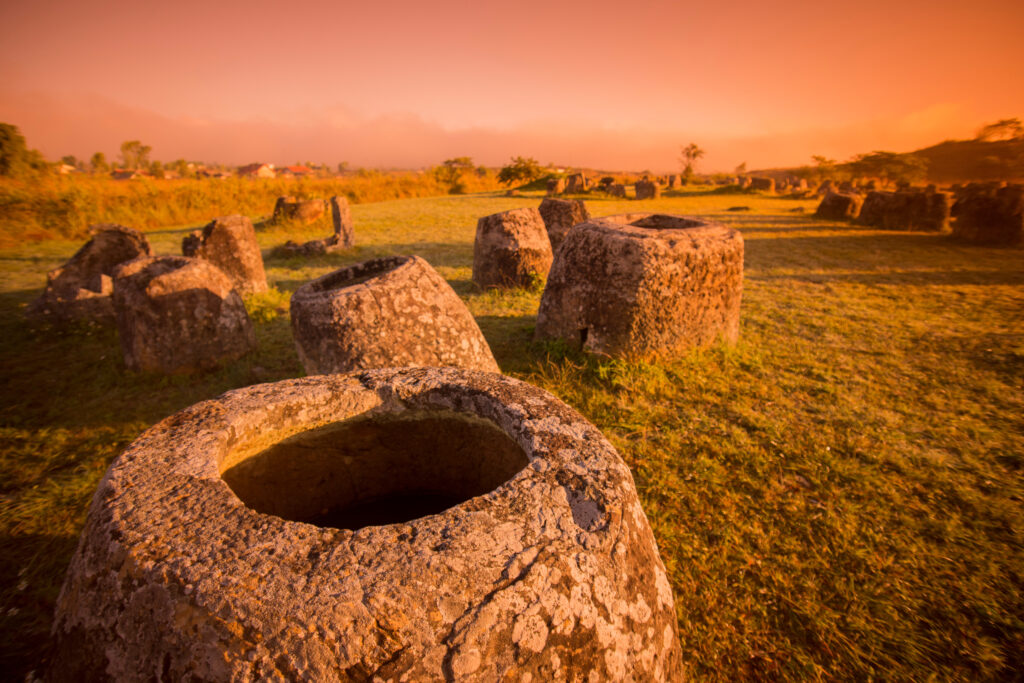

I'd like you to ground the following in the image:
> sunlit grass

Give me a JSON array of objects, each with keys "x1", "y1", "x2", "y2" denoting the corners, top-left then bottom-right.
[{"x1": 1, "y1": 188, "x2": 1021, "y2": 679}]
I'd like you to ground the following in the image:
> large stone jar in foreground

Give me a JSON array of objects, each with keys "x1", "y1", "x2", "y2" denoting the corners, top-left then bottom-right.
[
  {"x1": 112, "y1": 256, "x2": 256, "y2": 373},
  {"x1": 49, "y1": 368, "x2": 682, "y2": 681},
  {"x1": 291, "y1": 255, "x2": 499, "y2": 374},
  {"x1": 536, "y1": 213, "x2": 744, "y2": 357}
]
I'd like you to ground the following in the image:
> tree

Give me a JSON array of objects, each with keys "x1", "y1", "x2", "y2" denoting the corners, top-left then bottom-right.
[
  {"x1": 120, "y1": 140, "x2": 152, "y2": 169},
  {"x1": 0, "y1": 123, "x2": 49, "y2": 178},
  {"x1": 679, "y1": 143, "x2": 705, "y2": 183},
  {"x1": 811, "y1": 155, "x2": 838, "y2": 181},
  {"x1": 975, "y1": 118, "x2": 1023, "y2": 142},
  {"x1": 437, "y1": 156, "x2": 475, "y2": 189},
  {"x1": 61, "y1": 155, "x2": 78, "y2": 167},
  {"x1": 149, "y1": 160, "x2": 164, "y2": 178},
  {"x1": 90, "y1": 152, "x2": 109, "y2": 174},
  {"x1": 734, "y1": 162, "x2": 747, "y2": 176},
  {"x1": 846, "y1": 151, "x2": 928, "y2": 184},
  {"x1": 497, "y1": 156, "x2": 543, "y2": 186},
  {"x1": 337, "y1": 161, "x2": 350, "y2": 175},
  {"x1": 171, "y1": 159, "x2": 191, "y2": 178}
]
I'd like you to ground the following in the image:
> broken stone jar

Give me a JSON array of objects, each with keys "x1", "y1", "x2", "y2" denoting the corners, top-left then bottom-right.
[{"x1": 49, "y1": 368, "x2": 682, "y2": 682}]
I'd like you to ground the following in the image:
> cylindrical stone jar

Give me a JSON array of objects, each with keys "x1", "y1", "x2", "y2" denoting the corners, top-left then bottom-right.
[
  {"x1": 535, "y1": 213, "x2": 744, "y2": 357},
  {"x1": 48, "y1": 368, "x2": 683, "y2": 681},
  {"x1": 290, "y1": 255, "x2": 499, "y2": 374}
]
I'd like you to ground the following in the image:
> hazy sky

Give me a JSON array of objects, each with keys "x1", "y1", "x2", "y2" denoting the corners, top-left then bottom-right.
[{"x1": 2, "y1": 0, "x2": 1022, "y2": 171}]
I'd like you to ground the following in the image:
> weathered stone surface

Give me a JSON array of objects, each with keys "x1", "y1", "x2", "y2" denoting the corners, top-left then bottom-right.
[
  {"x1": 291, "y1": 255, "x2": 499, "y2": 374},
  {"x1": 538, "y1": 198, "x2": 591, "y2": 251},
  {"x1": 951, "y1": 182, "x2": 1024, "y2": 245},
  {"x1": 609, "y1": 183, "x2": 627, "y2": 198},
  {"x1": 536, "y1": 213, "x2": 744, "y2": 357},
  {"x1": 814, "y1": 191, "x2": 864, "y2": 220},
  {"x1": 667, "y1": 174, "x2": 681, "y2": 188},
  {"x1": 738, "y1": 176, "x2": 752, "y2": 189},
  {"x1": 182, "y1": 215, "x2": 268, "y2": 295},
  {"x1": 749, "y1": 177, "x2": 775, "y2": 192},
  {"x1": 330, "y1": 195, "x2": 355, "y2": 248},
  {"x1": 112, "y1": 256, "x2": 256, "y2": 373},
  {"x1": 546, "y1": 177, "x2": 567, "y2": 195},
  {"x1": 272, "y1": 196, "x2": 327, "y2": 224},
  {"x1": 49, "y1": 367, "x2": 682, "y2": 682},
  {"x1": 856, "y1": 190, "x2": 951, "y2": 231},
  {"x1": 634, "y1": 179, "x2": 661, "y2": 200},
  {"x1": 565, "y1": 173, "x2": 590, "y2": 193},
  {"x1": 27, "y1": 224, "x2": 152, "y2": 323},
  {"x1": 472, "y1": 208, "x2": 553, "y2": 288}
]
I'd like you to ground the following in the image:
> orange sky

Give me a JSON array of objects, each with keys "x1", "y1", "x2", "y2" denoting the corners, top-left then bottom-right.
[{"x1": 1, "y1": 0, "x2": 1022, "y2": 171}]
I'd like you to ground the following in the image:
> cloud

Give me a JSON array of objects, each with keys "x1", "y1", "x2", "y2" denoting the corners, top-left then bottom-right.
[{"x1": 0, "y1": 90, "x2": 980, "y2": 172}]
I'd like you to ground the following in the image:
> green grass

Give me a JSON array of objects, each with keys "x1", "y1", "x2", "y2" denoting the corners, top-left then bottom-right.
[{"x1": 1, "y1": 188, "x2": 1022, "y2": 680}]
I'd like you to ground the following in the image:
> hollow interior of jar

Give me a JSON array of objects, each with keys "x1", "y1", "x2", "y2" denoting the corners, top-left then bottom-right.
[
  {"x1": 221, "y1": 408, "x2": 529, "y2": 529},
  {"x1": 628, "y1": 214, "x2": 705, "y2": 230},
  {"x1": 311, "y1": 256, "x2": 408, "y2": 292}
]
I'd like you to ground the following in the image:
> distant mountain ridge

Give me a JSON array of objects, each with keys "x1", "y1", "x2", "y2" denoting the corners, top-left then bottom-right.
[
  {"x1": 912, "y1": 138, "x2": 1023, "y2": 182},
  {"x1": 753, "y1": 137, "x2": 1024, "y2": 184}
]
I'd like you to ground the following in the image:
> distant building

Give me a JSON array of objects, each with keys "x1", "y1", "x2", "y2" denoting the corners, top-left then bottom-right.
[
  {"x1": 237, "y1": 162, "x2": 276, "y2": 178},
  {"x1": 278, "y1": 165, "x2": 315, "y2": 178}
]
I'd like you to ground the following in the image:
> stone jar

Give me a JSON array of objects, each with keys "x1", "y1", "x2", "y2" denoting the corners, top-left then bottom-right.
[
  {"x1": 857, "y1": 190, "x2": 951, "y2": 232},
  {"x1": 329, "y1": 195, "x2": 355, "y2": 248},
  {"x1": 28, "y1": 224, "x2": 152, "y2": 323},
  {"x1": 48, "y1": 368, "x2": 683, "y2": 682},
  {"x1": 272, "y1": 196, "x2": 327, "y2": 224},
  {"x1": 814, "y1": 192, "x2": 864, "y2": 221},
  {"x1": 472, "y1": 208, "x2": 553, "y2": 288},
  {"x1": 538, "y1": 198, "x2": 590, "y2": 252},
  {"x1": 634, "y1": 179, "x2": 661, "y2": 200},
  {"x1": 112, "y1": 256, "x2": 256, "y2": 373},
  {"x1": 270, "y1": 196, "x2": 355, "y2": 258},
  {"x1": 182, "y1": 215, "x2": 268, "y2": 295},
  {"x1": 535, "y1": 213, "x2": 744, "y2": 357},
  {"x1": 291, "y1": 255, "x2": 499, "y2": 374}
]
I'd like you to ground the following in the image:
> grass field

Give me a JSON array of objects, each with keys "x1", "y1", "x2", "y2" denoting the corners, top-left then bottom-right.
[{"x1": 1, "y1": 187, "x2": 1022, "y2": 680}]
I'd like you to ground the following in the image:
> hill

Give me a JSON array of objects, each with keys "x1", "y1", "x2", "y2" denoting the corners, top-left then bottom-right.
[
  {"x1": 752, "y1": 136, "x2": 1024, "y2": 184},
  {"x1": 913, "y1": 138, "x2": 1024, "y2": 183}
]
